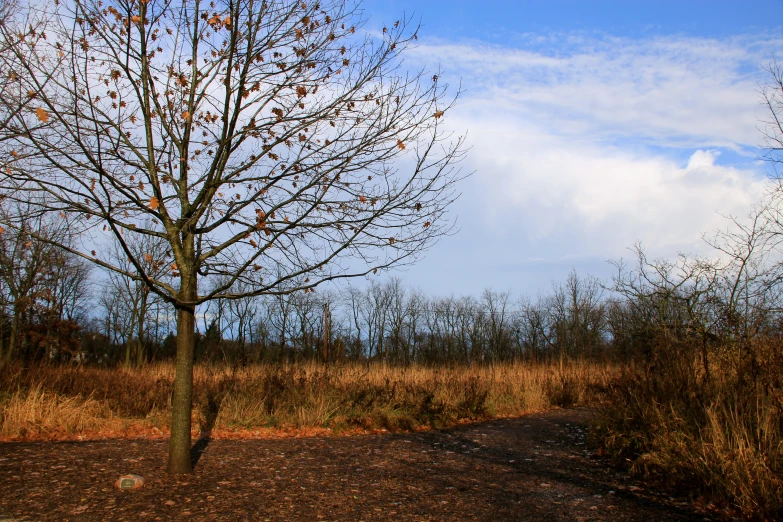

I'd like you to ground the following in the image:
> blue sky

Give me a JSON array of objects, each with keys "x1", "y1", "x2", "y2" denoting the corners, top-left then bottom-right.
[
  {"x1": 363, "y1": 0, "x2": 783, "y2": 39},
  {"x1": 348, "y1": 1, "x2": 783, "y2": 298}
]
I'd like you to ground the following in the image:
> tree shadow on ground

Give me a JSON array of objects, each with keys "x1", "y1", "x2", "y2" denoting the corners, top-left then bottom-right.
[
  {"x1": 191, "y1": 395, "x2": 222, "y2": 469},
  {"x1": 396, "y1": 413, "x2": 711, "y2": 521}
]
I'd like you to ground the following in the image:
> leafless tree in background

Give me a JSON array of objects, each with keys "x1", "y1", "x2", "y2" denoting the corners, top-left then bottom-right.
[
  {"x1": 103, "y1": 229, "x2": 170, "y2": 367},
  {"x1": 0, "y1": 207, "x2": 87, "y2": 362},
  {"x1": 760, "y1": 58, "x2": 783, "y2": 179}
]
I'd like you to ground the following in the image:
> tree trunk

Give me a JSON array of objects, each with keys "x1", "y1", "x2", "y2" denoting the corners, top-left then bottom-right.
[
  {"x1": 7, "y1": 307, "x2": 19, "y2": 362},
  {"x1": 136, "y1": 290, "x2": 148, "y2": 368},
  {"x1": 167, "y1": 273, "x2": 197, "y2": 474},
  {"x1": 125, "y1": 339, "x2": 132, "y2": 368},
  {"x1": 125, "y1": 305, "x2": 136, "y2": 368}
]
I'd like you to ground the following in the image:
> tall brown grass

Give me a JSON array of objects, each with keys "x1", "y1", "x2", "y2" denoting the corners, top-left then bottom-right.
[
  {"x1": 596, "y1": 351, "x2": 783, "y2": 520},
  {"x1": 0, "y1": 360, "x2": 613, "y2": 440},
  {"x1": 0, "y1": 385, "x2": 112, "y2": 438}
]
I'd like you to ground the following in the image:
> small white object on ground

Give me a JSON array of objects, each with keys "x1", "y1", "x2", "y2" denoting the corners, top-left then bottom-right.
[{"x1": 115, "y1": 474, "x2": 145, "y2": 491}]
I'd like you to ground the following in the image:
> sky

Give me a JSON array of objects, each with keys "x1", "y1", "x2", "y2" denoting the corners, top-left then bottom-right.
[{"x1": 342, "y1": 0, "x2": 783, "y2": 297}]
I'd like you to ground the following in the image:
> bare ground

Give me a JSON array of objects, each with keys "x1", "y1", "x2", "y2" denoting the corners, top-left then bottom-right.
[{"x1": 0, "y1": 408, "x2": 717, "y2": 521}]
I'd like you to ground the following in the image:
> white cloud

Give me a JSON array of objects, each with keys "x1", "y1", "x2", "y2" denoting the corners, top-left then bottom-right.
[
  {"x1": 394, "y1": 32, "x2": 777, "y2": 294},
  {"x1": 686, "y1": 149, "x2": 721, "y2": 170},
  {"x1": 455, "y1": 115, "x2": 765, "y2": 256},
  {"x1": 411, "y1": 33, "x2": 776, "y2": 148}
]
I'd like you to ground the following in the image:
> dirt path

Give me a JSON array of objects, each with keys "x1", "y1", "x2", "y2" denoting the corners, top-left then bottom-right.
[{"x1": 0, "y1": 408, "x2": 714, "y2": 521}]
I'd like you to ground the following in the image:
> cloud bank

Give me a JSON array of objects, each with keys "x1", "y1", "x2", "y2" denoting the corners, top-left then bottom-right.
[{"x1": 396, "y1": 32, "x2": 778, "y2": 295}]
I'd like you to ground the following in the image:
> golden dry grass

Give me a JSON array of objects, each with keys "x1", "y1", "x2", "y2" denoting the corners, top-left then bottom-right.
[
  {"x1": 0, "y1": 360, "x2": 615, "y2": 440},
  {"x1": 1, "y1": 385, "x2": 103, "y2": 437},
  {"x1": 597, "y1": 355, "x2": 783, "y2": 520}
]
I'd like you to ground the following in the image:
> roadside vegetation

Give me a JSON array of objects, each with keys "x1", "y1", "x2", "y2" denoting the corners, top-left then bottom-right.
[
  {"x1": 590, "y1": 65, "x2": 783, "y2": 521},
  {"x1": 595, "y1": 241, "x2": 783, "y2": 520}
]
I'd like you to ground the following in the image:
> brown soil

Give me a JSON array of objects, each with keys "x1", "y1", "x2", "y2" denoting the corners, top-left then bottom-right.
[{"x1": 0, "y1": 408, "x2": 717, "y2": 521}]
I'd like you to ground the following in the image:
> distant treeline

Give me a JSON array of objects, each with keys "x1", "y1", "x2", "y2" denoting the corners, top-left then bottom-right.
[{"x1": 2, "y1": 209, "x2": 783, "y2": 370}]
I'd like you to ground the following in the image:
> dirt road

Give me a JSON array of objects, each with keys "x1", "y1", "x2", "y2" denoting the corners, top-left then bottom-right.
[{"x1": 0, "y1": 408, "x2": 714, "y2": 521}]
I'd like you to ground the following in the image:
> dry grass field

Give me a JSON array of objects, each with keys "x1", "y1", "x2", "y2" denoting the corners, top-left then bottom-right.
[
  {"x1": 595, "y1": 357, "x2": 783, "y2": 520},
  {"x1": 0, "y1": 360, "x2": 614, "y2": 441},
  {"x1": 3, "y1": 358, "x2": 781, "y2": 519}
]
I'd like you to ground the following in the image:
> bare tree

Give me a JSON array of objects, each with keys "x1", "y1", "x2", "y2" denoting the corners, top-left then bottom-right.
[
  {"x1": 760, "y1": 58, "x2": 783, "y2": 179},
  {"x1": 404, "y1": 287, "x2": 426, "y2": 363},
  {"x1": 0, "y1": 0, "x2": 465, "y2": 472},
  {"x1": 385, "y1": 277, "x2": 407, "y2": 363},
  {"x1": 516, "y1": 294, "x2": 553, "y2": 361},
  {"x1": 267, "y1": 288, "x2": 294, "y2": 360},
  {"x1": 100, "y1": 284, "x2": 133, "y2": 349},
  {"x1": 343, "y1": 284, "x2": 366, "y2": 359},
  {"x1": 0, "y1": 214, "x2": 48, "y2": 361},
  {"x1": 610, "y1": 245, "x2": 721, "y2": 379},
  {"x1": 548, "y1": 270, "x2": 606, "y2": 358},
  {"x1": 0, "y1": 0, "x2": 23, "y2": 135},
  {"x1": 453, "y1": 295, "x2": 478, "y2": 363},
  {"x1": 289, "y1": 287, "x2": 320, "y2": 360},
  {"x1": 33, "y1": 246, "x2": 91, "y2": 362},
  {"x1": 481, "y1": 289, "x2": 512, "y2": 360},
  {"x1": 103, "y1": 230, "x2": 170, "y2": 367},
  {"x1": 223, "y1": 282, "x2": 260, "y2": 362},
  {"x1": 0, "y1": 207, "x2": 78, "y2": 361}
]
